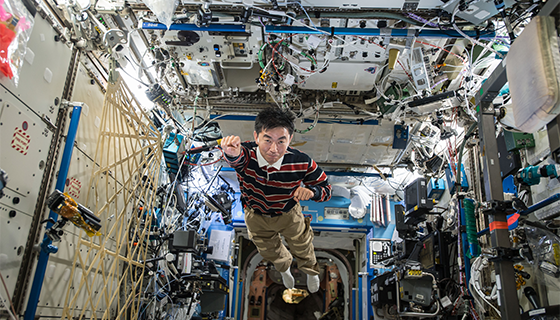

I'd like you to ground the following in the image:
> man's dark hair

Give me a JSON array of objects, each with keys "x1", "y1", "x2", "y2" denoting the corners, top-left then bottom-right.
[{"x1": 254, "y1": 107, "x2": 296, "y2": 136}]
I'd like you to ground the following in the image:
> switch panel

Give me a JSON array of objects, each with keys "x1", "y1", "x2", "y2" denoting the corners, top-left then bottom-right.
[{"x1": 324, "y1": 207, "x2": 349, "y2": 220}]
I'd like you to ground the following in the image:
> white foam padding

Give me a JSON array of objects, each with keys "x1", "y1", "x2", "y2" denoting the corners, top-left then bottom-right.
[{"x1": 508, "y1": 16, "x2": 560, "y2": 133}]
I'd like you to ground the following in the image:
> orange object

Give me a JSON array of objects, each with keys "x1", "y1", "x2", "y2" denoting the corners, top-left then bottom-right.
[{"x1": 0, "y1": 23, "x2": 15, "y2": 79}]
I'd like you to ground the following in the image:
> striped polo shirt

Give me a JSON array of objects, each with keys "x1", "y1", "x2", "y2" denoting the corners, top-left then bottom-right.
[{"x1": 224, "y1": 141, "x2": 332, "y2": 214}]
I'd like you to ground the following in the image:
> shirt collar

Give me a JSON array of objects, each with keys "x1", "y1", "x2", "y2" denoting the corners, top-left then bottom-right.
[{"x1": 256, "y1": 146, "x2": 283, "y2": 170}]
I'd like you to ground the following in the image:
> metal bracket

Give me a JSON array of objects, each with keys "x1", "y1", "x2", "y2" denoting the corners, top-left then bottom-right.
[
  {"x1": 107, "y1": 47, "x2": 120, "y2": 84},
  {"x1": 103, "y1": 28, "x2": 127, "y2": 50},
  {"x1": 481, "y1": 200, "x2": 516, "y2": 216},
  {"x1": 488, "y1": 247, "x2": 520, "y2": 262}
]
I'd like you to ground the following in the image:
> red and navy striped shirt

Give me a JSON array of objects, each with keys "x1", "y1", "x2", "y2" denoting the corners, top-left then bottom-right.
[{"x1": 224, "y1": 142, "x2": 332, "y2": 214}]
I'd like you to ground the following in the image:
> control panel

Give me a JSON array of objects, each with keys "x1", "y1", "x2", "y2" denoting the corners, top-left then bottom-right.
[
  {"x1": 324, "y1": 207, "x2": 349, "y2": 220},
  {"x1": 369, "y1": 238, "x2": 392, "y2": 268}
]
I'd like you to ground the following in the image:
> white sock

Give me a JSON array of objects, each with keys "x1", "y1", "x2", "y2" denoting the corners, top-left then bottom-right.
[
  {"x1": 307, "y1": 274, "x2": 320, "y2": 293},
  {"x1": 280, "y1": 268, "x2": 295, "y2": 289}
]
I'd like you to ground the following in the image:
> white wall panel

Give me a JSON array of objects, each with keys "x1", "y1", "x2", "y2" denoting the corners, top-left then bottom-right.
[
  {"x1": 36, "y1": 229, "x2": 117, "y2": 318},
  {"x1": 71, "y1": 65, "x2": 105, "y2": 160},
  {"x1": 0, "y1": 95, "x2": 53, "y2": 297},
  {"x1": 0, "y1": 98, "x2": 52, "y2": 212},
  {"x1": 0, "y1": 15, "x2": 72, "y2": 117},
  {"x1": 0, "y1": 207, "x2": 32, "y2": 293},
  {"x1": 35, "y1": 147, "x2": 121, "y2": 318}
]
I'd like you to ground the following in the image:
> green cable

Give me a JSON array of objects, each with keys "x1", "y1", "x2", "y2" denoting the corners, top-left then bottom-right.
[
  {"x1": 463, "y1": 198, "x2": 480, "y2": 258},
  {"x1": 257, "y1": 40, "x2": 317, "y2": 71}
]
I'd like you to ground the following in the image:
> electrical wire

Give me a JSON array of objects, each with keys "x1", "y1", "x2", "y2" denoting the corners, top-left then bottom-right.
[
  {"x1": 186, "y1": 148, "x2": 225, "y2": 166},
  {"x1": 469, "y1": 256, "x2": 501, "y2": 317},
  {"x1": 0, "y1": 270, "x2": 17, "y2": 319},
  {"x1": 119, "y1": 62, "x2": 150, "y2": 87},
  {"x1": 288, "y1": 1, "x2": 317, "y2": 29},
  {"x1": 451, "y1": 4, "x2": 504, "y2": 59}
]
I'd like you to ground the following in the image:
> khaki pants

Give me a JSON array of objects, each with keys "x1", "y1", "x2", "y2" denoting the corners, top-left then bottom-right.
[{"x1": 245, "y1": 203, "x2": 320, "y2": 275}]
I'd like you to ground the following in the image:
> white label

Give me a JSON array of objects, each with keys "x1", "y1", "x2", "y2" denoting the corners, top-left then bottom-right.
[
  {"x1": 441, "y1": 296, "x2": 452, "y2": 308},
  {"x1": 67, "y1": 177, "x2": 82, "y2": 198},
  {"x1": 284, "y1": 74, "x2": 295, "y2": 86},
  {"x1": 184, "y1": 253, "x2": 192, "y2": 274},
  {"x1": 474, "y1": 10, "x2": 491, "y2": 20},
  {"x1": 94, "y1": 116, "x2": 101, "y2": 128},
  {"x1": 284, "y1": 53, "x2": 299, "y2": 65},
  {"x1": 306, "y1": 35, "x2": 321, "y2": 49},
  {"x1": 529, "y1": 309, "x2": 546, "y2": 316},
  {"x1": 207, "y1": 230, "x2": 234, "y2": 262},
  {"x1": 11, "y1": 127, "x2": 30, "y2": 155},
  {"x1": 496, "y1": 274, "x2": 502, "y2": 290}
]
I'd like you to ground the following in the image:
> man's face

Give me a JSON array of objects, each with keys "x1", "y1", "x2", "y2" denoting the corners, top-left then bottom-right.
[{"x1": 254, "y1": 127, "x2": 293, "y2": 165}]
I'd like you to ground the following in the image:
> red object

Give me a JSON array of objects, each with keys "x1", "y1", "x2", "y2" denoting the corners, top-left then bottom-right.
[
  {"x1": 489, "y1": 220, "x2": 508, "y2": 232},
  {"x1": 0, "y1": 23, "x2": 15, "y2": 79}
]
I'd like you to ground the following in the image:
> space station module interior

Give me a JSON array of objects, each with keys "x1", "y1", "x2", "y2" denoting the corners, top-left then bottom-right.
[{"x1": 2, "y1": 0, "x2": 560, "y2": 319}]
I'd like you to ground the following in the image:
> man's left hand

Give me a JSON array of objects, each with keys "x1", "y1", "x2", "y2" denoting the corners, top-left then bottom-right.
[{"x1": 294, "y1": 187, "x2": 314, "y2": 202}]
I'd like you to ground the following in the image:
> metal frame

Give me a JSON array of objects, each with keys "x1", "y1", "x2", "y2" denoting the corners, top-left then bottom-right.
[
  {"x1": 265, "y1": 25, "x2": 497, "y2": 38},
  {"x1": 476, "y1": 60, "x2": 521, "y2": 320},
  {"x1": 471, "y1": 0, "x2": 560, "y2": 313},
  {"x1": 24, "y1": 105, "x2": 83, "y2": 320},
  {"x1": 13, "y1": 46, "x2": 81, "y2": 314}
]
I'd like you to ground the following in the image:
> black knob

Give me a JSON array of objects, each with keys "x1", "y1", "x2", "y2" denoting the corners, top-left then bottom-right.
[
  {"x1": 12, "y1": 197, "x2": 20, "y2": 204},
  {"x1": 9, "y1": 210, "x2": 16, "y2": 218}
]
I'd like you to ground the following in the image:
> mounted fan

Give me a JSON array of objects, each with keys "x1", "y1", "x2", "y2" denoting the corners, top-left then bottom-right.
[{"x1": 165, "y1": 31, "x2": 201, "y2": 46}]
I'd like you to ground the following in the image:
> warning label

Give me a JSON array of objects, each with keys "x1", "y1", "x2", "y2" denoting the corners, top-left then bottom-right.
[
  {"x1": 68, "y1": 177, "x2": 82, "y2": 198},
  {"x1": 11, "y1": 127, "x2": 31, "y2": 155}
]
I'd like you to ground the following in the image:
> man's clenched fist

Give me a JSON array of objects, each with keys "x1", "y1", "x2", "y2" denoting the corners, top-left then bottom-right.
[
  {"x1": 221, "y1": 135, "x2": 241, "y2": 158},
  {"x1": 293, "y1": 186, "x2": 314, "y2": 202}
]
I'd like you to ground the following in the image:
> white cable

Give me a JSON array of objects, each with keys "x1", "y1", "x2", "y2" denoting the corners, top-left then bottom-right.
[
  {"x1": 0, "y1": 290, "x2": 16, "y2": 320},
  {"x1": 452, "y1": 4, "x2": 504, "y2": 59},
  {"x1": 469, "y1": 256, "x2": 502, "y2": 317},
  {"x1": 255, "y1": 5, "x2": 388, "y2": 58}
]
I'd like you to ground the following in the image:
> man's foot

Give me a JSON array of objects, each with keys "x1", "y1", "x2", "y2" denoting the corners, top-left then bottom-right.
[
  {"x1": 281, "y1": 268, "x2": 295, "y2": 289},
  {"x1": 307, "y1": 274, "x2": 320, "y2": 293}
]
